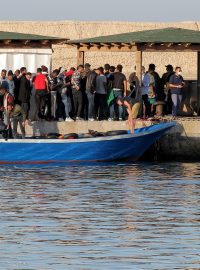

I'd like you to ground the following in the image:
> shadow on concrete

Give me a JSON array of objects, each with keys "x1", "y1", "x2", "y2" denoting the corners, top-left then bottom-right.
[{"x1": 30, "y1": 121, "x2": 60, "y2": 137}]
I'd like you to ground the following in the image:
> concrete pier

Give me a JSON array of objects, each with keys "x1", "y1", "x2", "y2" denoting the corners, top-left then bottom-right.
[{"x1": 23, "y1": 118, "x2": 200, "y2": 161}]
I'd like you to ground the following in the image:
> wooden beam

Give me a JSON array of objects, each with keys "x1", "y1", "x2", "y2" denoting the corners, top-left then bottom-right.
[
  {"x1": 166, "y1": 43, "x2": 173, "y2": 47},
  {"x1": 184, "y1": 43, "x2": 191, "y2": 48},
  {"x1": 41, "y1": 40, "x2": 50, "y2": 45},
  {"x1": 111, "y1": 43, "x2": 121, "y2": 48},
  {"x1": 90, "y1": 43, "x2": 101, "y2": 49},
  {"x1": 121, "y1": 42, "x2": 129, "y2": 46},
  {"x1": 0, "y1": 41, "x2": 51, "y2": 49},
  {"x1": 24, "y1": 40, "x2": 30, "y2": 45},
  {"x1": 135, "y1": 51, "x2": 142, "y2": 82},
  {"x1": 140, "y1": 44, "x2": 200, "y2": 52},
  {"x1": 147, "y1": 43, "x2": 155, "y2": 47},
  {"x1": 77, "y1": 51, "x2": 84, "y2": 66},
  {"x1": 77, "y1": 45, "x2": 137, "y2": 52},
  {"x1": 80, "y1": 43, "x2": 89, "y2": 47},
  {"x1": 100, "y1": 43, "x2": 110, "y2": 47}
]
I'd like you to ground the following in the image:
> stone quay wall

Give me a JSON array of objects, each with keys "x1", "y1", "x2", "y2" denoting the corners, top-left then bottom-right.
[{"x1": 0, "y1": 20, "x2": 199, "y2": 80}]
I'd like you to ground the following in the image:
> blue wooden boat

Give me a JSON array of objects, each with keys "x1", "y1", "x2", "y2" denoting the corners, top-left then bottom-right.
[{"x1": 0, "y1": 122, "x2": 175, "y2": 164}]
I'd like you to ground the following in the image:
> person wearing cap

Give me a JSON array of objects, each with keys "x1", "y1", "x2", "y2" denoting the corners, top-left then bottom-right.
[
  {"x1": 41, "y1": 65, "x2": 48, "y2": 74},
  {"x1": 85, "y1": 63, "x2": 97, "y2": 121},
  {"x1": 110, "y1": 64, "x2": 127, "y2": 120},
  {"x1": 169, "y1": 67, "x2": 185, "y2": 117},
  {"x1": 161, "y1": 65, "x2": 174, "y2": 89}
]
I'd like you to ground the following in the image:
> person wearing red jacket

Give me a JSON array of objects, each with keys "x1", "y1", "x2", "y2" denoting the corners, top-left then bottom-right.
[{"x1": 33, "y1": 68, "x2": 49, "y2": 120}]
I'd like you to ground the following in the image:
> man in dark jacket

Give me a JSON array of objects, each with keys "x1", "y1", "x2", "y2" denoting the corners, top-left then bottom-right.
[
  {"x1": 18, "y1": 67, "x2": 31, "y2": 120},
  {"x1": 85, "y1": 63, "x2": 97, "y2": 121}
]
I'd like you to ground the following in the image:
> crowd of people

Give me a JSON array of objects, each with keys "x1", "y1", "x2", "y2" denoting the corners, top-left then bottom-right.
[{"x1": 0, "y1": 62, "x2": 185, "y2": 138}]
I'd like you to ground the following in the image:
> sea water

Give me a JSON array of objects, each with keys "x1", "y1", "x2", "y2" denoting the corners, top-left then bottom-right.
[{"x1": 0, "y1": 162, "x2": 199, "y2": 270}]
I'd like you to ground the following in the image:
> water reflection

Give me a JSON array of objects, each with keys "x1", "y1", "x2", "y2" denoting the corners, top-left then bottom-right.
[{"x1": 0, "y1": 162, "x2": 199, "y2": 269}]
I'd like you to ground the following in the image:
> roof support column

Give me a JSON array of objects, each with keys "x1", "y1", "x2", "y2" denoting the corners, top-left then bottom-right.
[
  {"x1": 135, "y1": 50, "x2": 142, "y2": 83},
  {"x1": 77, "y1": 51, "x2": 85, "y2": 66}
]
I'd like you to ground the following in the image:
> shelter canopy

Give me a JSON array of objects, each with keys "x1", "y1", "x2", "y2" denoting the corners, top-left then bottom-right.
[
  {"x1": 0, "y1": 31, "x2": 68, "y2": 48},
  {"x1": 0, "y1": 31, "x2": 68, "y2": 72},
  {"x1": 68, "y1": 27, "x2": 200, "y2": 52}
]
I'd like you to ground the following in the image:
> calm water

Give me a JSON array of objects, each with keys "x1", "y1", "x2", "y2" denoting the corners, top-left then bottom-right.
[{"x1": 0, "y1": 162, "x2": 199, "y2": 270}]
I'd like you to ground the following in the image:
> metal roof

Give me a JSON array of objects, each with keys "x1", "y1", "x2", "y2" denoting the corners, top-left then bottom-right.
[
  {"x1": 68, "y1": 27, "x2": 200, "y2": 44},
  {"x1": 0, "y1": 31, "x2": 67, "y2": 41}
]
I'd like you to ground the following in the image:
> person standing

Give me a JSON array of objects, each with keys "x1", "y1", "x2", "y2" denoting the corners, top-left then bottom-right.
[
  {"x1": 149, "y1": 64, "x2": 161, "y2": 97},
  {"x1": 18, "y1": 67, "x2": 31, "y2": 120},
  {"x1": 71, "y1": 65, "x2": 84, "y2": 120},
  {"x1": 33, "y1": 68, "x2": 49, "y2": 120},
  {"x1": 13, "y1": 69, "x2": 20, "y2": 104},
  {"x1": 85, "y1": 64, "x2": 97, "y2": 121},
  {"x1": 6, "y1": 70, "x2": 15, "y2": 97},
  {"x1": 50, "y1": 69, "x2": 64, "y2": 121},
  {"x1": 128, "y1": 71, "x2": 140, "y2": 98},
  {"x1": 104, "y1": 64, "x2": 111, "y2": 78},
  {"x1": 9, "y1": 104, "x2": 27, "y2": 139},
  {"x1": 169, "y1": 67, "x2": 185, "y2": 117},
  {"x1": 161, "y1": 64, "x2": 175, "y2": 114},
  {"x1": 107, "y1": 66, "x2": 115, "y2": 121},
  {"x1": 49, "y1": 69, "x2": 60, "y2": 120},
  {"x1": 95, "y1": 67, "x2": 108, "y2": 120},
  {"x1": 0, "y1": 86, "x2": 14, "y2": 129},
  {"x1": 141, "y1": 66, "x2": 151, "y2": 118},
  {"x1": 147, "y1": 65, "x2": 156, "y2": 115},
  {"x1": 111, "y1": 64, "x2": 127, "y2": 120},
  {"x1": 60, "y1": 74, "x2": 73, "y2": 122},
  {"x1": 0, "y1": 69, "x2": 9, "y2": 90}
]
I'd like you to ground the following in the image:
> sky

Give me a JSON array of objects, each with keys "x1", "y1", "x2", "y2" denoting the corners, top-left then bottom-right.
[{"x1": 0, "y1": 0, "x2": 199, "y2": 21}]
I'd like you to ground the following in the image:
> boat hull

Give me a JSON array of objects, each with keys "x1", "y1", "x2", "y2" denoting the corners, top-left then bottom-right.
[{"x1": 0, "y1": 122, "x2": 175, "y2": 164}]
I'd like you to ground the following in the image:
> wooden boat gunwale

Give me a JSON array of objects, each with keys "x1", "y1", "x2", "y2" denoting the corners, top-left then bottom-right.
[{"x1": 0, "y1": 122, "x2": 176, "y2": 144}]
